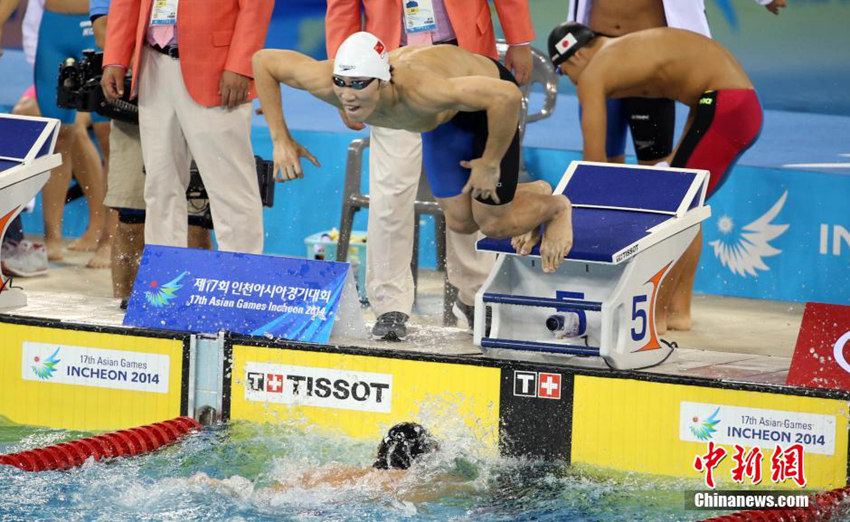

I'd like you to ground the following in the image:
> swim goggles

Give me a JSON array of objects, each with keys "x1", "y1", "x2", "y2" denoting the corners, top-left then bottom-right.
[{"x1": 332, "y1": 76, "x2": 378, "y2": 90}]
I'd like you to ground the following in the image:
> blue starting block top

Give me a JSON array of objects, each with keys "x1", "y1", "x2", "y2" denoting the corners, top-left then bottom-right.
[
  {"x1": 478, "y1": 207, "x2": 671, "y2": 263},
  {"x1": 564, "y1": 163, "x2": 699, "y2": 213},
  {"x1": 0, "y1": 116, "x2": 58, "y2": 173},
  {"x1": 477, "y1": 162, "x2": 707, "y2": 264}
]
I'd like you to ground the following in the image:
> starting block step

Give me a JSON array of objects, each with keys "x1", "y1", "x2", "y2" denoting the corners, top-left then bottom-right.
[
  {"x1": 474, "y1": 161, "x2": 712, "y2": 370},
  {"x1": 482, "y1": 293, "x2": 602, "y2": 311}
]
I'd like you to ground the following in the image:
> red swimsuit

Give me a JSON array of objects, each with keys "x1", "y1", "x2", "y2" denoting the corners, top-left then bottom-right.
[{"x1": 671, "y1": 89, "x2": 763, "y2": 196}]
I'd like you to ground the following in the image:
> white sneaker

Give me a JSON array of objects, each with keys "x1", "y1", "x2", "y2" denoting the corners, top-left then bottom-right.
[
  {"x1": 1, "y1": 239, "x2": 19, "y2": 276},
  {"x1": 2, "y1": 240, "x2": 48, "y2": 277}
]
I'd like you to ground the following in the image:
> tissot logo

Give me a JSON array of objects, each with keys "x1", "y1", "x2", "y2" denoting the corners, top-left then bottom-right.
[
  {"x1": 245, "y1": 363, "x2": 393, "y2": 413},
  {"x1": 267, "y1": 373, "x2": 284, "y2": 393},
  {"x1": 538, "y1": 373, "x2": 562, "y2": 400},
  {"x1": 514, "y1": 371, "x2": 537, "y2": 397},
  {"x1": 513, "y1": 370, "x2": 562, "y2": 400},
  {"x1": 247, "y1": 372, "x2": 264, "y2": 391}
]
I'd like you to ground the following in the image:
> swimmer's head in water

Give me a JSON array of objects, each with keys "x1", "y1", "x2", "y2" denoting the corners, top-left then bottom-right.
[
  {"x1": 548, "y1": 22, "x2": 597, "y2": 70},
  {"x1": 332, "y1": 32, "x2": 389, "y2": 122},
  {"x1": 373, "y1": 423, "x2": 437, "y2": 470},
  {"x1": 333, "y1": 31, "x2": 391, "y2": 82}
]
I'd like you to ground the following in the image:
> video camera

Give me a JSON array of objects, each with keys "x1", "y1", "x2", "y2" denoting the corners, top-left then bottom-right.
[
  {"x1": 56, "y1": 50, "x2": 138, "y2": 124},
  {"x1": 186, "y1": 156, "x2": 276, "y2": 208}
]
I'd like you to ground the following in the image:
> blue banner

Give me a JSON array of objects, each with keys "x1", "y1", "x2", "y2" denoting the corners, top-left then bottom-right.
[
  {"x1": 123, "y1": 246, "x2": 352, "y2": 343},
  {"x1": 697, "y1": 165, "x2": 849, "y2": 305}
]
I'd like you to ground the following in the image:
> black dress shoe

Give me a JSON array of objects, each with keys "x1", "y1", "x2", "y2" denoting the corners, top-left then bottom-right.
[{"x1": 371, "y1": 311, "x2": 408, "y2": 341}]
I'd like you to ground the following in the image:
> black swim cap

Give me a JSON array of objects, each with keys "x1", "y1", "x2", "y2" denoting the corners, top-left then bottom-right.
[
  {"x1": 373, "y1": 423, "x2": 437, "y2": 470},
  {"x1": 548, "y1": 22, "x2": 597, "y2": 67}
]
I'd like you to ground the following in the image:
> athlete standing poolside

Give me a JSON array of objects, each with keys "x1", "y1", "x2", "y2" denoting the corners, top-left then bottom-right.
[
  {"x1": 253, "y1": 32, "x2": 573, "y2": 273},
  {"x1": 547, "y1": 22, "x2": 762, "y2": 331}
]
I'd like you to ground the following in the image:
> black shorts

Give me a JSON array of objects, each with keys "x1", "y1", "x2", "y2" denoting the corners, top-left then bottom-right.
[
  {"x1": 421, "y1": 59, "x2": 521, "y2": 206},
  {"x1": 580, "y1": 97, "x2": 675, "y2": 161}
]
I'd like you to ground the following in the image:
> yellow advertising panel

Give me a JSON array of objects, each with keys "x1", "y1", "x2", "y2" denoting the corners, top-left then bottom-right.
[
  {"x1": 230, "y1": 344, "x2": 501, "y2": 449},
  {"x1": 0, "y1": 322, "x2": 185, "y2": 431},
  {"x1": 572, "y1": 375, "x2": 848, "y2": 490}
]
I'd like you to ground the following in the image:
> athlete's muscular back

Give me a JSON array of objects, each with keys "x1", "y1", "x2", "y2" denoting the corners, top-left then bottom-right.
[
  {"x1": 585, "y1": 29, "x2": 752, "y2": 107},
  {"x1": 366, "y1": 45, "x2": 505, "y2": 131},
  {"x1": 587, "y1": 0, "x2": 667, "y2": 36}
]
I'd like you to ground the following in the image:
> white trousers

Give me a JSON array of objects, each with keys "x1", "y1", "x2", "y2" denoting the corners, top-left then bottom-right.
[
  {"x1": 137, "y1": 48, "x2": 264, "y2": 253},
  {"x1": 366, "y1": 125, "x2": 496, "y2": 316}
]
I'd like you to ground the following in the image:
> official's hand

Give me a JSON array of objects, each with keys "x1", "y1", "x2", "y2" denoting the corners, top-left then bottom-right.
[
  {"x1": 337, "y1": 108, "x2": 365, "y2": 131},
  {"x1": 219, "y1": 70, "x2": 251, "y2": 109},
  {"x1": 460, "y1": 157, "x2": 501, "y2": 204},
  {"x1": 101, "y1": 65, "x2": 126, "y2": 101},
  {"x1": 273, "y1": 137, "x2": 320, "y2": 182},
  {"x1": 765, "y1": 0, "x2": 786, "y2": 15},
  {"x1": 505, "y1": 45, "x2": 532, "y2": 86}
]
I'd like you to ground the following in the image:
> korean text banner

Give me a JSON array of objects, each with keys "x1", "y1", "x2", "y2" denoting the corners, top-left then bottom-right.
[{"x1": 123, "y1": 246, "x2": 350, "y2": 343}]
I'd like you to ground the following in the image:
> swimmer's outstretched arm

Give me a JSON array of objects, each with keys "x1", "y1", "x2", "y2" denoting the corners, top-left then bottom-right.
[
  {"x1": 252, "y1": 50, "x2": 337, "y2": 182},
  {"x1": 411, "y1": 75, "x2": 522, "y2": 203}
]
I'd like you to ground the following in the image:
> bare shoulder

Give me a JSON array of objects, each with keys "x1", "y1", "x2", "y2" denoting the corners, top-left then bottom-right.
[{"x1": 391, "y1": 61, "x2": 448, "y2": 101}]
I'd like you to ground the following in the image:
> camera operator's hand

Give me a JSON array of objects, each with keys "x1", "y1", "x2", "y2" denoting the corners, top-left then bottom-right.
[
  {"x1": 219, "y1": 70, "x2": 250, "y2": 109},
  {"x1": 101, "y1": 65, "x2": 126, "y2": 101},
  {"x1": 273, "y1": 137, "x2": 320, "y2": 182},
  {"x1": 337, "y1": 108, "x2": 365, "y2": 131}
]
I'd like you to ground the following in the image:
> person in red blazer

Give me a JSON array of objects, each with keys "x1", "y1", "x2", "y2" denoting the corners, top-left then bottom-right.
[
  {"x1": 102, "y1": 0, "x2": 273, "y2": 254},
  {"x1": 102, "y1": 0, "x2": 273, "y2": 107},
  {"x1": 326, "y1": 0, "x2": 535, "y2": 71},
  {"x1": 324, "y1": 0, "x2": 535, "y2": 341}
]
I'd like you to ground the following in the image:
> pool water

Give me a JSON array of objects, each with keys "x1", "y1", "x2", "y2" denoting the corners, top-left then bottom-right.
[{"x1": 0, "y1": 420, "x2": 780, "y2": 521}]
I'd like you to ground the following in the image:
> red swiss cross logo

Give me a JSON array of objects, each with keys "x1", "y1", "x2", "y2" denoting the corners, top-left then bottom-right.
[
  {"x1": 538, "y1": 373, "x2": 561, "y2": 399},
  {"x1": 267, "y1": 373, "x2": 284, "y2": 393}
]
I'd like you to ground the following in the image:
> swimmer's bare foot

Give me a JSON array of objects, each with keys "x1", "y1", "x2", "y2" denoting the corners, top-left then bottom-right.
[
  {"x1": 511, "y1": 180, "x2": 553, "y2": 255},
  {"x1": 539, "y1": 195, "x2": 573, "y2": 273},
  {"x1": 68, "y1": 231, "x2": 100, "y2": 252},
  {"x1": 512, "y1": 226, "x2": 541, "y2": 256},
  {"x1": 45, "y1": 238, "x2": 64, "y2": 261},
  {"x1": 86, "y1": 244, "x2": 112, "y2": 269}
]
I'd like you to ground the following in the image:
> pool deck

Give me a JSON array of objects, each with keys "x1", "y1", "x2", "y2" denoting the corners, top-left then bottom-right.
[{"x1": 3, "y1": 238, "x2": 803, "y2": 387}]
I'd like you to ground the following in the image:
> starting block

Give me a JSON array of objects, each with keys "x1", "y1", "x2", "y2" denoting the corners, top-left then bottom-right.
[
  {"x1": 474, "y1": 161, "x2": 711, "y2": 370},
  {"x1": 0, "y1": 114, "x2": 62, "y2": 309}
]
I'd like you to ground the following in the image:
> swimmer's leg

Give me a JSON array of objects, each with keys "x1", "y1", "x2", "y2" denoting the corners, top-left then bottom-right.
[
  {"x1": 668, "y1": 229, "x2": 701, "y2": 331},
  {"x1": 510, "y1": 180, "x2": 554, "y2": 255},
  {"x1": 657, "y1": 227, "x2": 701, "y2": 333},
  {"x1": 438, "y1": 190, "x2": 479, "y2": 234},
  {"x1": 469, "y1": 191, "x2": 572, "y2": 273}
]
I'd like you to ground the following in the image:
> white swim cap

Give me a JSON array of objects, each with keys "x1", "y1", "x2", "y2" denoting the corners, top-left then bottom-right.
[{"x1": 333, "y1": 31, "x2": 391, "y2": 82}]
